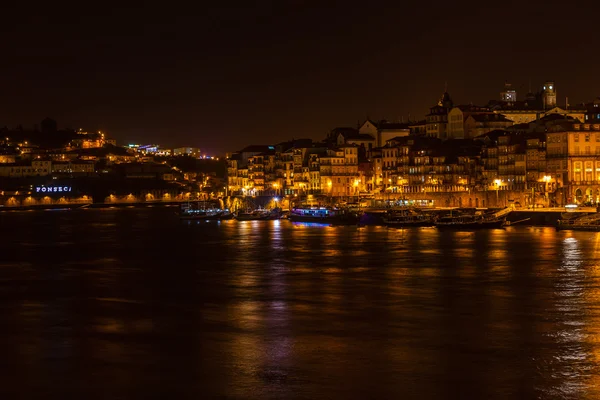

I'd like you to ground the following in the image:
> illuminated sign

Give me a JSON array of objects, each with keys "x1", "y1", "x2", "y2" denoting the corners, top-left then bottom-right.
[{"x1": 35, "y1": 186, "x2": 72, "y2": 193}]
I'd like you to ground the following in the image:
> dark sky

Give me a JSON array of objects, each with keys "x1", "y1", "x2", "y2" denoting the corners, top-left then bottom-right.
[{"x1": 2, "y1": 1, "x2": 599, "y2": 153}]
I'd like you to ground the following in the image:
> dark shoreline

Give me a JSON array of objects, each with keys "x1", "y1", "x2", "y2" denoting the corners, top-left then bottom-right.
[
  {"x1": 0, "y1": 203, "x2": 595, "y2": 229},
  {"x1": 0, "y1": 201, "x2": 183, "y2": 212}
]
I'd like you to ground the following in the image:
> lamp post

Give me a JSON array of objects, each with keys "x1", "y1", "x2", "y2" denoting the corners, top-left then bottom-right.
[
  {"x1": 494, "y1": 179, "x2": 501, "y2": 207},
  {"x1": 542, "y1": 175, "x2": 551, "y2": 208}
]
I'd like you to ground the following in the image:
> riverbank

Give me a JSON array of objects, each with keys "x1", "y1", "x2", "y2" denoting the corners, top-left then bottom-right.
[
  {"x1": 2, "y1": 201, "x2": 598, "y2": 228},
  {"x1": 0, "y1": 201, "x2": 185, "y2": 212}
]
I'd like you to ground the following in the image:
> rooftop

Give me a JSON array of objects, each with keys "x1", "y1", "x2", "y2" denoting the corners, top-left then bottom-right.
[
  {"x1": 347, "y1": 133, "x2": 376, "y2": 141},
  {"x1": 469, "y1": 113, "x2": 513, "y2": 123},
  {"x1": 239, "y1": 145, "x2": 275, "y2": 153}
]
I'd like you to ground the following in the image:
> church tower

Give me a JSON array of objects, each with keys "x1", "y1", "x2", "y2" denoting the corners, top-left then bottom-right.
[
  {"x1": 500, "y1": 83, "x2": 516, "y2": 103},
  {"x1": 543, "y1": 81, "x2": 556, "y2": 109}
]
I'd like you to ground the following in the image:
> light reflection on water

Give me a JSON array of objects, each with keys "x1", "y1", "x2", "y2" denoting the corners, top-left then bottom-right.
[
  {"x1": 1, "y1": 208, "x2": 600, "y2": 398},
  {"x1": 291, "y1": 221, "x2": 334, "y2": 228}
]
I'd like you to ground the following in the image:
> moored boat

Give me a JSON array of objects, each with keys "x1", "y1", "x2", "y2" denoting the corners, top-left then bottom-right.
[
  {"x1": 556, "y1": 213, "x2": 600, "y2": 231},
  {"x1": 382, "y1": 208, "x2": 433, "y2": 227},
  {"x1": 434, "y1": 213, "x2": 506, "y2": 230},
  {"x1": 218, "y1": 211, "x2": 234, "y2": 220},
  {"x1": 235, "y1": 210, "x2": 270, "y2": 221},
  {"x1": 179, "y1": 201, "x2": 233, "y2": 221},
  {"x1": 289, "y1": 206, "x2": 360, "y2": 225},
  {"x1": 235, "y1": 208, "x2": 281, "y2": 221}
]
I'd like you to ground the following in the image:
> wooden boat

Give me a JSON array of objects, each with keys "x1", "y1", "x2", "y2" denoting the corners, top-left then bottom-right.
[
  {"x1": 235, "y1": 208, "x2": 282, "y2": 221},
  {"x1": 382, "y1": 208, "x2": 433, "y2": 227},
  {"x1": 179, "y1": 202, "x2": 233, "y2": 221},
  {"x1": 556, "y1": 213, "x2": 600, "y2": 231},
  {"x1": 235, "y1": 210, "x2": 270, "y2": 221},
  {"x1": 434, "y1": 214, "x2": 506, "y2": 230},
  {"x1": 218, "y1": 211, "x2": 234, "y2": 220}
]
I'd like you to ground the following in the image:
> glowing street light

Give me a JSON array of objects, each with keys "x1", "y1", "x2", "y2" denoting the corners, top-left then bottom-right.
[
  {"x1": 494, "y1": 179, "x2": 502, "y2": 206},
  {"x1": 542, "y1": 176, "x2": 552, "y2": 207}
]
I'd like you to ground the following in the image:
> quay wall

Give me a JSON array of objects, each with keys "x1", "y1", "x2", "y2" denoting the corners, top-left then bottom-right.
[
  {"x1": 377, "y1": 190, "x2": 532, "y2": 209},
  {"x1": 0, "y1": 193, "x2": 196, "y2": 210},
  {"x1": 222, "y1": 190, "x2": 532, "y2": 209}
]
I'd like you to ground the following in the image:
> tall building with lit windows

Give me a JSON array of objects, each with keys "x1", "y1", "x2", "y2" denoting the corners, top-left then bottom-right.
[
  {"x1": 547, "y1": 122, "x2": 600, "y2": 204},
  {"x1": 426, "y1": 91, "x2": 453, "y2": 139}
]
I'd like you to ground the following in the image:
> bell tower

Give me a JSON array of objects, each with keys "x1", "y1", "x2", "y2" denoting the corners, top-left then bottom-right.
[
  {"x1": 500, "y1": 83, "x2": 517, "y2": 103},
  {"x1": 543, "y1": 81, "x2": 556, "y2": 109}
]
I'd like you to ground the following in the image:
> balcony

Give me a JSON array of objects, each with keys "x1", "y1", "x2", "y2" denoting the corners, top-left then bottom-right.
[
  {"x1": 570, "y1": 153, "x2": 597, "y2": 158},
  {"x1": 569, "y1": 180, "x2": 600, "y2": 185}
]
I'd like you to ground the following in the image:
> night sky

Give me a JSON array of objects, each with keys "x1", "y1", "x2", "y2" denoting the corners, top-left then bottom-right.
[{"x1": 2, "y1": 1, "x2": 599, "y2": 153}]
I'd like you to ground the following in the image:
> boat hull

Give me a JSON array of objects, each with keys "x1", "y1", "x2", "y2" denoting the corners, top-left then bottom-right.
[
  {"x1": 383, "y1": 219, "x2": 433, "y2": 228},
  {"x1": 556, "y1": 224, "x2": 600, "y2": 231},
  {"x1": 289, "y1": 214, "x2": 359, "y2": 225},
  {"x1": 435, "y1": 219, "x2": 506, "y2": 230},
  {"x1": 180, "y1": 212, "x2": 233, "y2": 221},
  {"x1": 235, "y1": 215, "x2": 269, "y2": 221}
]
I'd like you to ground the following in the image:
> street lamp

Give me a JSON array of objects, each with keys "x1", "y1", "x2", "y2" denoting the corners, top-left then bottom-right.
[
  {"x1": 542, "y1": 175, "x2": 551, "y2": 207},
  {"x1": 494, "y1": 179, "x2": 501, "y2": 207}
]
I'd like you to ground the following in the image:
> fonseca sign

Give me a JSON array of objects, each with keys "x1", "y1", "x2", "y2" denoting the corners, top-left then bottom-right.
[{"x1": 35, "y1": 186, "x2": 72, "y2": 193}]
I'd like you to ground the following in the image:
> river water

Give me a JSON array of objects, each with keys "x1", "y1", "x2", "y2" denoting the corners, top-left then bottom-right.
[{"x1": 1, "y1": 207, "x2": 600, "y2": 399}]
